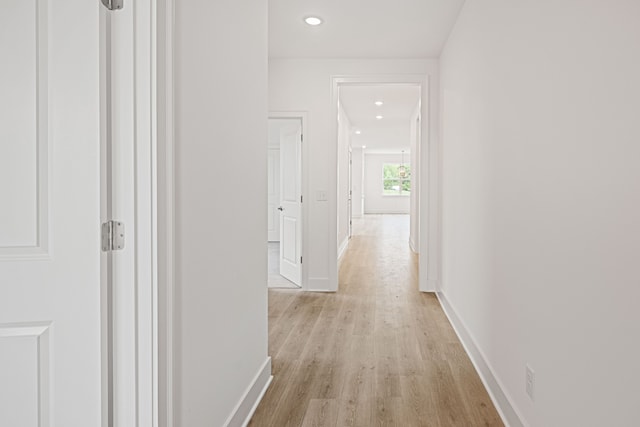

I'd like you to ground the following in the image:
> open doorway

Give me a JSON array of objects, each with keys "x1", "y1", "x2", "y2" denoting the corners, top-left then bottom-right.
[
  {"x1": 336, "y1": 83, "x2": 422, "y2": 268},
  {"x1": 328, "y1": 74, "x2": 439, "y2": 293},
  {"x1": 267, "y1": 117, "x2": 303, "y2": 289}
]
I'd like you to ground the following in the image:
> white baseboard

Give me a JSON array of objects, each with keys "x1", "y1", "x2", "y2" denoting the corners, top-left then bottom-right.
[
  {"x1": 224, "y1": 357, "x2": 273, "y2": 427},
  {"x1": 337, "y1": 236, "x2": 350, "y2": 267},
  {"x1": 419, "y1": 278, "x2": 438, "y2": 292},
  {"x1": 307, "y1": 277, "x2": 334, "y2": 292},
  {"x1": 409, "y1": 237, "x2": 418, "y2": 254},
  {"x1": 436, "y1": 292, "x2": 526, "y2": 427}
]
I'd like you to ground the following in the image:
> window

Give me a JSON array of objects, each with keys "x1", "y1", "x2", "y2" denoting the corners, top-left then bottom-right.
[{"x1": 383, "y1": 163, "x2": 410, "y2": 195}]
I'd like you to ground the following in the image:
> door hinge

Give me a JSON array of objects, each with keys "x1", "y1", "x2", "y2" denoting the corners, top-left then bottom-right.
[
  {"x1": 301, "y1": 134, "x2": 303, "y2": 143},
  {"x1": 102, "y1": 220, "x2": 125, "y2": 252},
  {"x1": 101, "y1": 0, "x2": 124, "y2": 10},
  {"x1": 300, "y1": 256, "x2": 303, "y2": 264},
  {"x1": 300, "y1": 195, "x2": 303, "y2": 203}
]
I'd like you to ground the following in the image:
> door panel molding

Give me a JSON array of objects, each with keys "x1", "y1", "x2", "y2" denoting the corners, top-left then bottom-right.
[
  {"x1": 0, "y1": 322, "x2": 51, "y2": 427},
  {"x1": 267, "y1": 148, "x2": 280, "y2": 242},
  {"x1": 0, "y1": 0, "x2": 50, "y2": 260}
]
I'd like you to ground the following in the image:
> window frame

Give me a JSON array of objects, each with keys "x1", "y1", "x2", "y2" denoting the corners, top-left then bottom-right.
[{"x1": 381, "y1": 163, "x2": 411, "y2": 196}]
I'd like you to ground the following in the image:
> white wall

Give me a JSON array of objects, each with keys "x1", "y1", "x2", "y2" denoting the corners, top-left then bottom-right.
[
  {"x1": 173, "y1": 1, "x2": 270, "y2": 425},
  {"x1": 269, "y1": 59, "x2": 439, "y2": 290},
  {"x1": 337, "y1": 102, "x2": 352, "y2": 253},
  {"x1": 440, "y1": 1, "x2": 640, "y2": 426},
  {"x1": 364, "y1": 153, "x2": 411, "y2": 214}
]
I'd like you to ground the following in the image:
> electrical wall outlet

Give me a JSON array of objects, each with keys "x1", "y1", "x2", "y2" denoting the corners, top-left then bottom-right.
[{"x1": 526, "y1": 364, "x2": 535, "y2": 401}]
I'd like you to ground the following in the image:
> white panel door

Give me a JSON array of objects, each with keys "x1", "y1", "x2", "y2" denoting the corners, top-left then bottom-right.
[
  {"x1": 279, "y1": 122, "x2": 302, "y2": 285},
  {"x1": 267, "y1": 148, "x2": 280, "y2": 242},
  {"x1": 0, "y1": 1, "x2": 102, "y2": 426}
]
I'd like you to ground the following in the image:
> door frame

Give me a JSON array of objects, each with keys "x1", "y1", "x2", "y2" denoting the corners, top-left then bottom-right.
[
  {"x1": 268, "y1": 112, "x2": 308, "y2": 290},
  {"x1": 157, "y1": 0, "x2": 175, "y2": 424},
  {"x1": 100, "y1": 0, "x2": 158, "y2": 425},
  {"x1": 330, "y1": 75, "x2": 441, "y2": 292},
  {"x1": 348, "y1": 147, "x2": 353, "y2": 239}
]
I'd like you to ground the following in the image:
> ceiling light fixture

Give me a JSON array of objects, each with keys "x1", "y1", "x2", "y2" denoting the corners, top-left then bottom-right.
[
  {"x1": 355, "y1": 130, "x2": 362, "y2": 135},
  {"x1": 375, "y1": 101, "x2": 384, "y2": 106},
  {"x1": 376, "y1": 115, "x2": 383, "y2": 120},
  {"x1": 304, "y1": 16, "x2": 323, "y2": 26}
]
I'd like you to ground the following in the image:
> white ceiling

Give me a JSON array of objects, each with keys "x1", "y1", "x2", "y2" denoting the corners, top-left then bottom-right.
[
  {"x1": 268, "y1": 0, "x2": 466, "y2": 59},
  {"x1": 340, "y1": 85, "x2": 420, "y2": 152},
  {"x1": 340, "y1": 85, "x2": 420, "y2": 127}
]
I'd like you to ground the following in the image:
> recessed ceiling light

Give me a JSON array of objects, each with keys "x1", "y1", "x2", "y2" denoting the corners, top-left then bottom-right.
[
  {"x1": 355, "y1": 130, "x2": 362, "y2": 135},
  {"x1": 362, "y1": 145, "x2": 366, "y2": 149},
  {"x1": 304, "y1": 16, "x2": 323, "y2": 26},
  {"x1": 375, "y1": 101, "x2": 384, "y2": 106},
  {"x1": 376, "y1": 115, "x2": 384, "y2": 120}
]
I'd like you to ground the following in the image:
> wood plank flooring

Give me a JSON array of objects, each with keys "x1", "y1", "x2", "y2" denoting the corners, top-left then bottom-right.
[{"x1": 249, "y1": 215, "x2": 503, "y2": 427}]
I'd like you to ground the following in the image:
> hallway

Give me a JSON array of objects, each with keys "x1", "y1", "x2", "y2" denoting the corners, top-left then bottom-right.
[{"x1": 249, "y1": 215, "x2": 503, "y2": 426}]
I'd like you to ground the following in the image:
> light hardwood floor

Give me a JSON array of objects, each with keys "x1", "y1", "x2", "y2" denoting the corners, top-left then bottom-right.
[{"x1": 249, "y1": 215, "x2": 503, "y2": 427}]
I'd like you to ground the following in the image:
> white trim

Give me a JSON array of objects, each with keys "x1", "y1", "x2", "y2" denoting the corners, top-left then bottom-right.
[
  {"x1": 99, "y1": 1, "x2": 159, "y2": 425},
  {"x1": 132, "y1": 0, "x2": 158, "y2": 424},
  {"x1": 0, "y1": 0, "x2": 50, "y2": 261},
  {"x1": 105, "y1": 1, "x2": 158, "y2": 424},
  {"x1": 330, "y1": 75, "x2": 439, "y2": 294},
  {"x1": 409, "y1": 237, "x2": 418, "y2": 254},
  {"x1": 436, "y1": 292, "x2": 527, "y2": 427},
  {"x1": 364, "y1": 210, "x2": 410, "y2": 215},
  {"x1": 99, "y1": 10, "x2": 110, "y2": 427},
  {"x1": 241, "y1": 376, "x2": 272, "y2": 427},
  {"x1": 337, "y1": 235, "x2": 349, "y2": 268},
  {"x1": 0, "y1": 322, "x2": 52, "y2": 427},
  {"x1": 269, "y1": 111, "x2": 308, "y2": 291},
  {"x1": 424, "y1": 279, "x2": 439, "y2": 292},
  {"x1": 307, "y1": 277, "x2": 333, "y2": 292},
  {"x1": 149, "y1": 0, "x2": 159, "y2": 424},
  {"x1": 157, "y1": 0, "x2": 175, "y2": 425},
  {"x1": 223, "y1": 357, "x2": 273, "y2": 427}
]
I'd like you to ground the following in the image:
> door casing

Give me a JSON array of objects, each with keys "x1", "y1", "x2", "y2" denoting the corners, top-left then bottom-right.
[
  {"x1": 101, "y1": 0, "x2": 158, "y2": 425},
  {"x1": 330, "y1": 75, "x2": 440, "y2": 293}
]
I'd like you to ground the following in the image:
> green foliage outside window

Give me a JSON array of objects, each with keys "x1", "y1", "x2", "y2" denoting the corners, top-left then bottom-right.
[{"x1": 382, "y1": 164, "x2": 410, "y2": 195}]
